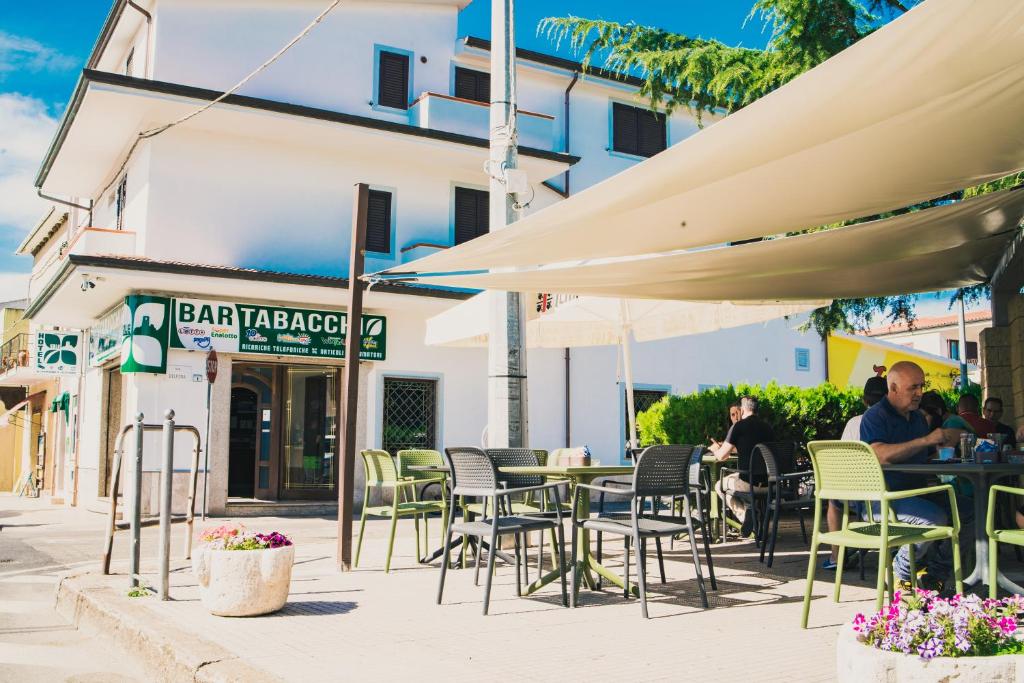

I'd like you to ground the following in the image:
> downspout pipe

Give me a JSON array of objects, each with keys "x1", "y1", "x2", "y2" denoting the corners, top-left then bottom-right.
[
  {"x1": 37, "y1": 189, "x2": 93, "y2": 226},
  {"x1": 562, "y1": 71, "x2": 578, "y2": 448}
]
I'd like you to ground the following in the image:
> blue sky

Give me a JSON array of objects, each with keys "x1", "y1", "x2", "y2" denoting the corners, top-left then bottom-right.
[{"x1": 0, "y1": 1, "x2": 982, "y2": 314}]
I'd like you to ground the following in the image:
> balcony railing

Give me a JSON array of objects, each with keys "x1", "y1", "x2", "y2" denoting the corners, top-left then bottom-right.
[
  {"x1": 0, "y1": 334, "x2": 30, "y2": 373},
  {"x1": 408, "y1": 92, "x2": 557, "y2": 152}
]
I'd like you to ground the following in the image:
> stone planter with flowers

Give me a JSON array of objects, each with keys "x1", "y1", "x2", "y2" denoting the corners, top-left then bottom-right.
[
  {"x1": 838, "y1": 589, "x2": 1024, "y2": 681},
  {"x1": 192, "y1": 524, "x2": 294, "y2": 617}
]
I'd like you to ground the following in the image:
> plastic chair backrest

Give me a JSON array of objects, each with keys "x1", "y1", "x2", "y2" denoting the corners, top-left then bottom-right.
[
  {"x1": 444, "y1": 447, "x2": 498, "y2": 496},
  {"x1": 533, "y1": 449, "x2": 549, "y2": 466},
  {"x1": 396, "y1": 449, "x2": 444, "y2": 480},
  {"x1": 361, "y1": 449, "x2": 397, "y2": 485},
  {"x1": 486, "y1": 448, "x2": 542, "y2": 488},
  {"x1": 806, "y1": 440, "x2": 886, "y2": 502},
  {"x1": 752, "y1": 441, "x2": 798, "y2": 483},
  {"x1": 633, "y1": 445, "x2": 694, "y2": 497},
  {"x1": 685, "y1": 445, "x2": 705, "y2": 489}
]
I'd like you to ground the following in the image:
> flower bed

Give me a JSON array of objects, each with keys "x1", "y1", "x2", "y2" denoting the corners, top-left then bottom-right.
[
  {"x1": 193, "y1": 524, "x2": 295, "y2": 617},
  {"x1": 837, "y1": 591, "x2": 1024, "y2": 682}
]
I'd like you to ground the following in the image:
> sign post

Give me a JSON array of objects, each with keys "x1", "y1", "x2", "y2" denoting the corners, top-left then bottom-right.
[
  {"x1": 338, "y1": 183, "x2": 369, "y2": 571},
  {"x1": 202, "y1": 349, "x2": 217, "y2": 519}
]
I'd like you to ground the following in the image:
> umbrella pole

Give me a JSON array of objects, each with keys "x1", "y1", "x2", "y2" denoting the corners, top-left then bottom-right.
[{"x1": 620, "y1": 301, "x2": 638, "y2": 452}]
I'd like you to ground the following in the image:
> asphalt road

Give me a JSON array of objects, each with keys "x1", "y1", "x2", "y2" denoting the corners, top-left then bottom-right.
[{"x1": 0, "y1": 494, "x2": 146, "y2": 682}]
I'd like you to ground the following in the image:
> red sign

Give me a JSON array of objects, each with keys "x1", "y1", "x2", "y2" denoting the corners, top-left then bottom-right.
[{"x1": 206, "y1": 349, "x2": 218, "y2": 383}]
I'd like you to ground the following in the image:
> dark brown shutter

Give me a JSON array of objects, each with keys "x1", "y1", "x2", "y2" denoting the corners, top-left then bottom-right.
[
  {"x1": 612, "y1": 103, "x2": 638, "y2": 155},
  {"x1": 613, "y1": 103, "x2": 666, "y2": 157},
  {"x1": 454, "y1": 187, "x2": 489, "y2": 245},
  {"x1": 637, "y1": 109, "x2": 667, "y2": 157},
  {"x1": 454, "y1": 67, "x2": 490, "y2": 103},
  {"x1": 365, "y1": 190, "x2": 392, "y2": 253},
  {"x1": 378, "y1": 51, "x2": 410, "y2": 109}
]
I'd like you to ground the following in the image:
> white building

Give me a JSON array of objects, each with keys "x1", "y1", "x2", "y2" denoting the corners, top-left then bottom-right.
[
  {"x1": 14, "y1": 0, "x2": 826, "y2": 515},
  {"x1": 865, "y1": 310, "x2": 990, "y2": 368}
]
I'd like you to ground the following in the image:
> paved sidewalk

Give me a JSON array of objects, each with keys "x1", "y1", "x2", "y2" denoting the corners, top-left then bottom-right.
[{"x1": 59, "y1": 512, "x2": 884, "y2": 682}]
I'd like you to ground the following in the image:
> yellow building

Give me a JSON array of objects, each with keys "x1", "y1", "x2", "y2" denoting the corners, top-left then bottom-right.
[
  {"x1": 827, "y1": 332, "x2": 961, "y2": 391},
  {"x1": 0, "y1": 299, "x2": 29, "y2": 492}
]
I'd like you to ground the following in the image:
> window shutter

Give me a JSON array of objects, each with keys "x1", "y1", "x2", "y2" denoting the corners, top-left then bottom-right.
[
  {"x1": 612, "y1": 103, "x2": 638, "y2": 155},
  {"x1": 637, "y1": 109, "x2": 667, "y2": 157},
  {"x1": 365, "y1": 190, "x2": 392, "y2": 253},
  {"x1": 378, "y1": 51, "x2": 410, "y2": 109},
  {"x1": 454, "y1": 187, "x2": 489, "y2": 245},
  {"x1": 455, "y1": 67, "x2": 490, "y2": 103}
]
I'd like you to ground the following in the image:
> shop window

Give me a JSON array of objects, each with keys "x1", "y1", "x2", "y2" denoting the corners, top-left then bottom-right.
[
  {"x1": 795, "y1": 347, "x2": 811, "y2": 372},
  {"x1": 282, "y1": 367, "x2": 337, "y2": 493},
  {"x1": 454, "y1": 66, "x2": 490, "y2": 103},
  {"x1": 382, "y1": 377, "x2": 437, "y2": 455},
  {"x1": 365, "y1": 189, "x2": 393, "y2": 254},
  {"x1": 948, "y1": 339, "x2": 978, "y2": 364},
  {"x1": 612, "y1": 102, "x2": 666, "y2": 157},
  {"x1": 454, "y1": 187, "x2": 489, "y2": 245},
  {"x1": 377, "y1": 50, "x2": 410, "y2": 110}
]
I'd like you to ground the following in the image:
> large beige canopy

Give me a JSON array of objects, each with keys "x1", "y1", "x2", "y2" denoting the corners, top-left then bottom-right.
[
  {"x1": 426, "y1": 294, "x2": 827, "y2": 348},
  {"x1": 409, "y1": 187, "x2": 1024, "y2": 301},
  {"x1": 384, "y1": 0, "x2": 1024, "y2": 277}
]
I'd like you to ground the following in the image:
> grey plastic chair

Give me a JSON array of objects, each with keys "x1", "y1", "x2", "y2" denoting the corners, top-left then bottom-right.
[
  {"x1": 571, "y1": 445, "x2": 713, "y2": 618},
  {"x1": 437, "y1": 447, "x2": 569, "y2": 615}
]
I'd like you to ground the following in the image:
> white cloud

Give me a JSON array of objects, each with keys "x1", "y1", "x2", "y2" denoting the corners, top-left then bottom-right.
[
  {"x1": 0, "y1": 31, "x2": 77, "y2": 76},
  {"x1": 0, "y1": 272, "x2": 30, "y2": 303},
  {"x1": 0, "y1": 93, "x2": 58, "y2": 230}
]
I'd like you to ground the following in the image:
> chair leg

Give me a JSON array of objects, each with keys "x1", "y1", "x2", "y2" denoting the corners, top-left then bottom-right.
[
  {"x1": 636, "y1": 533, "x2": 649, "y2": 619},
  {"x1": 798, "y1": 510, "x2": 808, "y2": 544},
  {"x1": 694, "y1": 491, "x2": 718, "y2": 591},
  {"x1": 907, "y1": 544, "x2": 917, "y2": 590},
  {"x1": 413, "y1": 513, "x2": 422, "y2": 564},
  {"x1": 655, "y1": 537, "x2": 666, "y2": 584},
  {"x1": 951, "y1": 532, "x2": 963, "y2": 596},
  {"x1": 570, "y1": 523, "x2": 580, "y2": 608},
  {"x1": 859, "y1": 549, "x2": 867, "y2": 581},
  {"x1": 437, "y1": 507, "x2": 456, "y2": 605},
  {"x1": 384, "y1": 511, "x2": 400, "y2": 574},
  {"x1": 685, "y1": 514, "x2": 710, "y2": 609},
  {"x1": 556, "y1": 523, "x2": 568, "y2": 608},
  {"x1": 886, "y1": 559, "x2": 894, "y2": 605},
  {"x1": 474, "y1": 532, "x2": 484, "y2": 586},
  {"x1": 623, "y1": 536, "x2": 631, "y2": 600},
  {"x1": 482, "y1": 525, "x2": 500, "y2": 616},
  {"x1": 514, "y1": 533, "x2": 522, "y2": 597},
  {"x1": 354, "y1": 498, "x2": 369, "y2": 568},
  {"x1": 767, "y1": 502, "x2": 782, "y2": 568},
  {"x1": 596, "y1": 531, "x2": 604, "y2": 590},
  {"x1": 874, "y1": 544, "x2": 888, "y2": 613},
  {"x1": 833, "y1": 544, "x2": 846, "y2": 603},
  {"x1": 801, "y1": 532, "x2": 820, "y2": 629},
  {"x1": 990, "y1": 538, "x2": 999, "y2": 599}
]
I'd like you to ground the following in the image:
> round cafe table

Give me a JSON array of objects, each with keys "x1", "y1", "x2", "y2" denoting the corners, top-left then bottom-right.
[{"x1": 882, "y1": 461, "x2": 1024, "y2": 594}]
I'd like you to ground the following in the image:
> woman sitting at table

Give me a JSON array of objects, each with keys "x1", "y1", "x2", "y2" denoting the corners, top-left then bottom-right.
[{"x1": 920, "y1": 391, "x2": 971, "y2": 434}]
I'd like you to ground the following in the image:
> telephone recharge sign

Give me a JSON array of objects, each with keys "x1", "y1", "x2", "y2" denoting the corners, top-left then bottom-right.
[{"x1": 120, "y1": 295, "x2": 386, "y2": 374}]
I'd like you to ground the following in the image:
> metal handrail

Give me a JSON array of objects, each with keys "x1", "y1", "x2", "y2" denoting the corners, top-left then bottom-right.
[{"x1": 100, "y1": 411, "x2": 203, "y2": 601}]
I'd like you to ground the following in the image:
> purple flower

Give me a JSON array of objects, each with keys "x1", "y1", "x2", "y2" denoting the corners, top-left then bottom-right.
[
  {"x1": 918, "y1": 637, "x2": 942, "y2": 659},
  {"x1": 954, "y1": 633, "x2": 971, "y2": 652},
  {"x1": 998, "y1": 616, "x2": 1018, "y2": 636}
]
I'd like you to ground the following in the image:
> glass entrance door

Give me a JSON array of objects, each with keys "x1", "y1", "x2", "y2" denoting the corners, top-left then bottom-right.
[{"x1": 282, "y1": 367, "x2": 338, "y2": 499}]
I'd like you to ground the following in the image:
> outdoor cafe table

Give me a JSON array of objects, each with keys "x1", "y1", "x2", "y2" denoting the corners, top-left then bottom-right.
[
  {"x1": 881, "y1": 461, "x2": 1024, "y2": 594},
  {"x1": 500, "y1": 465, "x2": 635, "y2": 595}
]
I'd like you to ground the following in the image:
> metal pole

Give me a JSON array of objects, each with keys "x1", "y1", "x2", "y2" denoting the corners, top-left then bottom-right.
[
  {"x1": 184, "y1": 429, "x2": 201, "y2": 560},
  {"x1": 129, "y1": 412, "x2": 144, "y2": 589},
  {"x1": 338, "y1": 182, "x2": 369, "y2": 571},
  {"x1": 958, "y1": 290, "x2": 969, "y2": 388},
  {"x1": 202, "y1": 380, "x2": 211, "y2": 520},
  {"x1": 486, "y1": 0, "x2": 528, "y2": 448},
  {"x1": 620, "y1": 300, "x2": 638, "y2": 452},
  {"x1": 158, "y1": 410, "x2": 174, "y2": 600}
]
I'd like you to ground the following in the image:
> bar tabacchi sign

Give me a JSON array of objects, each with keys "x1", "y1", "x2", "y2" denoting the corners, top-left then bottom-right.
[{"x1": 120, "y1": 295, "x2": 386, "y2": 373}]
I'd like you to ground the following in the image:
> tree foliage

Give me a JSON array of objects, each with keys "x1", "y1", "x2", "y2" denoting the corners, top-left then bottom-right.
[{"x1": 539, "y1": 0, "x2": 1020, "y2": 337}]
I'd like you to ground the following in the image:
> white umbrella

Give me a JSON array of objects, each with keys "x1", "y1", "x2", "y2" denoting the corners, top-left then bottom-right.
[{"x1": 426, "y1": 295, "x2": 828, "y2": 449}]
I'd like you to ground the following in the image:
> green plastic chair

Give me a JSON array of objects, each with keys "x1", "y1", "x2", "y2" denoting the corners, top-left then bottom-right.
[
  {"x1": 801, "y1": 440, "x2": 962, "y2": 629},
  {"x1": 355, "y1": 449, "x2": 447, "y2": 572},
  {"x1": 986, "y1": 484, "x2": 1024, "y2": 599},
  {"x1": 397, "y1": 449, "x2": 449, "y2": 558}
]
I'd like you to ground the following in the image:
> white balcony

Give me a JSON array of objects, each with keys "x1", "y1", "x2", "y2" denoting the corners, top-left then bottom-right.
[
  {"x1": 67, "y1": 227, "x2": 137, "y2": 259},
  {"x1": 408, "y1": 92, "x2": 557, "y2": 153}
]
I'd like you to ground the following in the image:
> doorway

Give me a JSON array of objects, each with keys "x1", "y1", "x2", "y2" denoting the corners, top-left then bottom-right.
[{"x1": 228, "y1": 387, "x2": 259, "y2": 498}]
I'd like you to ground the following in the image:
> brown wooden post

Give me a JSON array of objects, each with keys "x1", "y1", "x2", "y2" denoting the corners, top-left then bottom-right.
[{"x1": 338, "y1": 183, "x2": 369, "y2": 571}]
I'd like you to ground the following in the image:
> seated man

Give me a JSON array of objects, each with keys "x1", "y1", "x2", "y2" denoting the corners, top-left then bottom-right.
[
  {"x1": 860, "y1": 361, "x2": 959, "y2": 591},
  {"x1": 958, "y1": 394, "x2": 998, "y2": 439},
  {"x1": 983, "y1": 397, "x2": 1017, "y2": 449},
  {"x1": 709, "y1": 396, "x2": 774, "y2": 536}
]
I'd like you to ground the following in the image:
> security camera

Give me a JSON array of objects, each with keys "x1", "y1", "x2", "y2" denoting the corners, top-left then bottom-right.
[{"x1": 81, "y1": 274, "x2": 96, "y2": 292}]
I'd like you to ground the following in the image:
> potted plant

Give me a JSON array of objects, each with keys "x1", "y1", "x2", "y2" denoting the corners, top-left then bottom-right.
[
  {"x1": 837, "y1": 590, "x2": 1024, "y2": 681},
  {"x1": 192, "y1": 524, "x2": 294, "y2": 617}
]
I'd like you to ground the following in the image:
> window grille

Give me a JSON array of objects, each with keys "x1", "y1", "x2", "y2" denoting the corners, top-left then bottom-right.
[{"x1": 382, "y1": 377, "x2": 437, "y2": 455}]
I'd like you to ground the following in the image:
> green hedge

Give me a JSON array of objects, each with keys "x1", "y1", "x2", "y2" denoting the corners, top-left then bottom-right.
[{"x1": 636, "y1": 381, "x2": 974, "y2": 448}]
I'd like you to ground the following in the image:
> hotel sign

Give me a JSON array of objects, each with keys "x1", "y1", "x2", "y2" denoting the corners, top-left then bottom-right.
[
  {"x1": 118, "y1": 295, "x2": 386, "y2": 373},
  {"x1": 34, "y1": 331, "x2": 81, "y2": 375}
]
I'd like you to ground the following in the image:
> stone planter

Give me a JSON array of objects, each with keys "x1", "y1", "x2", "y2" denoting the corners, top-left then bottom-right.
[
  {"x1": 837, "y1": 624, "x2": 1024, "y2": 681},
  {"x1": 192, "y1": 544, "x2": 294, "y2": 617}
]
